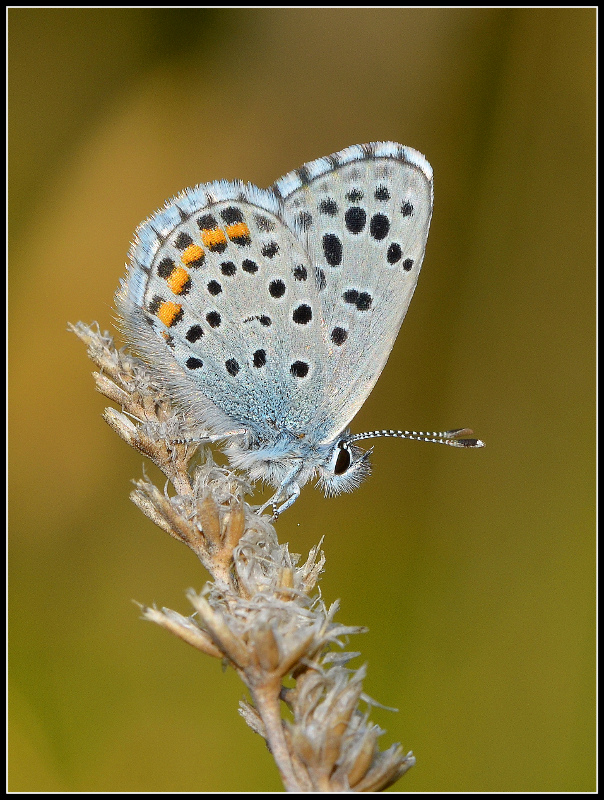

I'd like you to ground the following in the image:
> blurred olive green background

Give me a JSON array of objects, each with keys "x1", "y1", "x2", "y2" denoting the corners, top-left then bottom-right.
[{"x1": 9, "y1": 8, "x2": 595, "y2": 792}]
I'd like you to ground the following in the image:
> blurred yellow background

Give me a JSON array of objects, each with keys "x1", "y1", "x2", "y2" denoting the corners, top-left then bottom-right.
[{"x1": 9, "y1": 8, "x2": 595, "y2": 792}]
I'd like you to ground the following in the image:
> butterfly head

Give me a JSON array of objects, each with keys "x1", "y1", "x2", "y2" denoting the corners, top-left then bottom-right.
[
  {"x1": 317, "y1": 435, "x2": 373, "y2": 497},
  {"x1": 317, "y1": 426, "x2": 485, "y2": 500}
]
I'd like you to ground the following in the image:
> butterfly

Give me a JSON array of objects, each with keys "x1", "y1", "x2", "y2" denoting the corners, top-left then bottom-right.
[{"x1": 116, "y1": 142, "x2": 483, "y2": 517}]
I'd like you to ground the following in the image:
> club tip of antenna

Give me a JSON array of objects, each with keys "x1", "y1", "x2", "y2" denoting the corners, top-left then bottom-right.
[{"x1": 444, "y1": 429, "x2": 485, "y2": 448}]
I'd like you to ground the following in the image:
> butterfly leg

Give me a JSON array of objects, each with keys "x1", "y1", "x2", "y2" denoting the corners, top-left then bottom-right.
[
  {"x1": 271, "y1": 482, "x2": 301, "y2": 520},
  {"x1": 256, "y1": 484, "x2": 301, "y2": 519},
  {"x1": 166, "y1": 429, "x2": 247, "y2": 446},
  {"x1": 256, "y1": 464, "x2": 303, "y2": 519},
  {"x1": 204, "y1": 430, "x2": 247, "y2": 444}
]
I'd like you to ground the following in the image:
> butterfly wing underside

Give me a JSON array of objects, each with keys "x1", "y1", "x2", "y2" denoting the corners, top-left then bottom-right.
[
  {"x1": 117, "y1": 182, "x2": 328, "y2": 439},
  {"x1": 117, "y1": 143, "x2": 433, "y2": 449},
  {"x1": 276, "y1": 142, "x2": 433, "y2": 441}
]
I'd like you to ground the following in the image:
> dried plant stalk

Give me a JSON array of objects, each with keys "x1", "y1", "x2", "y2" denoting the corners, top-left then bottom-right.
[{"x1": 70, "y1": 321, "x2": 416, "y2": 792}]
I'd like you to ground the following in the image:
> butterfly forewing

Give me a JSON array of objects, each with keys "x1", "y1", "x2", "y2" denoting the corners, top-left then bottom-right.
[{"x1": 278, "y1": 143, "x2": 433, "y2": 439}]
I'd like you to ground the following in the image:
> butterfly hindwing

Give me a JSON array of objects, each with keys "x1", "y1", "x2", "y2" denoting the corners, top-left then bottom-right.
[{"x1": 119, "y1": 183, "x2": 326, "y2": 437}]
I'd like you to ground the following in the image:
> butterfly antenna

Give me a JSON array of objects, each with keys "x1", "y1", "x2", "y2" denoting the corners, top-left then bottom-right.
[{"x1": 348, "y1": 428, "x2": 485, "y2": 448}]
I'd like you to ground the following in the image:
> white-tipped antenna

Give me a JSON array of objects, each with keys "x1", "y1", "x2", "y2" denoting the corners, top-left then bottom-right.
[{"x1": 348, "y1": 428, "x2": 485, "y2": 448}]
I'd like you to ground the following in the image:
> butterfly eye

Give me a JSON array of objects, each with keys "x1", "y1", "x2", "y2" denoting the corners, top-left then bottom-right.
[
  {"x1": 319, "y1": 441, "x2": 372, "y2": 497},
  {"x1": 334, "y1": 445, "x2": 351, "y2": 475}
]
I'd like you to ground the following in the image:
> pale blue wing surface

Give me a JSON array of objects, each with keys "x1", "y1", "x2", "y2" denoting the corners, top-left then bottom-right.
[
  {"x1": 117, "y1": 182, "x2": 327, "y2": 439},
  {"x1": 275, "y1": 142, "x2": 433, "y2": 441}
]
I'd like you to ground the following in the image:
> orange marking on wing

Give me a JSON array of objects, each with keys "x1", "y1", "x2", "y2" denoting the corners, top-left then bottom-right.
[
  {"x1": 166, "y1": 266, "x2": 190, "y2": 295},
  {"x1": 181, "y1": 244, "x2": 205, "y2": 266},
  {"x1": 157, "y1": 301, "x2": 182, "y2": 327},
  {"x1": 201, "y1": 228, "x2": 227, "y2": 248},
  {"x1": 226, "y1": 222, "x2": 250, "y2": 240}
]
